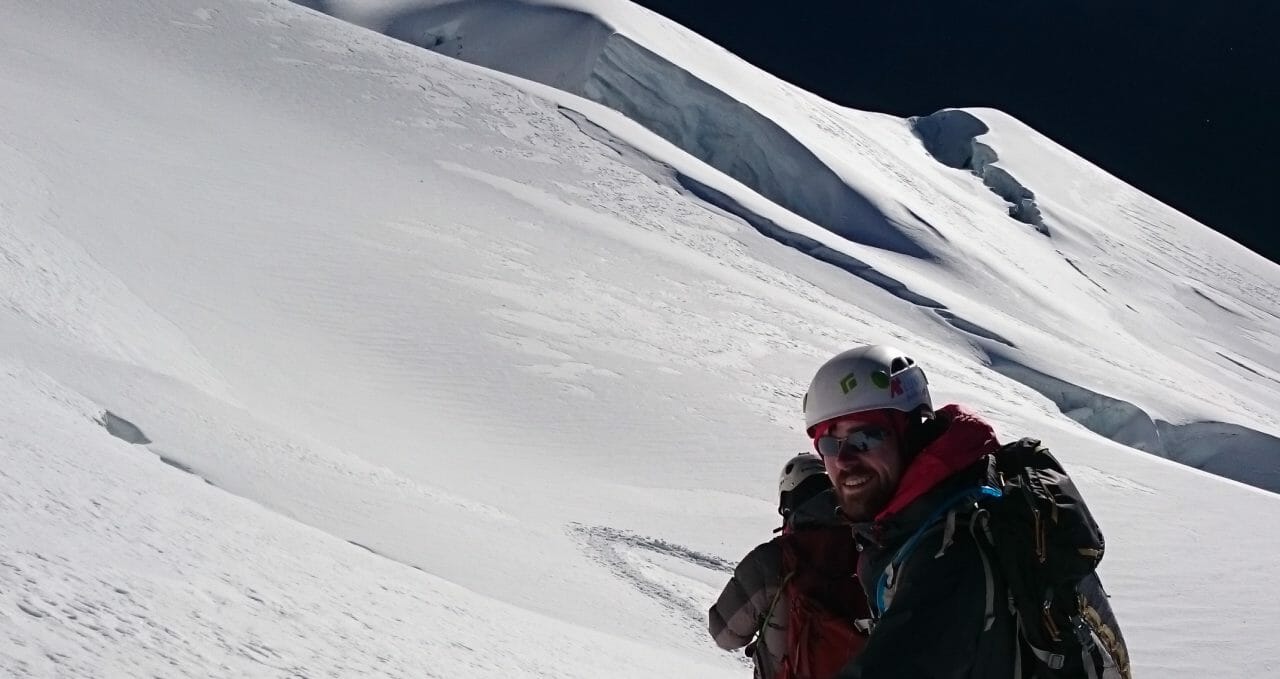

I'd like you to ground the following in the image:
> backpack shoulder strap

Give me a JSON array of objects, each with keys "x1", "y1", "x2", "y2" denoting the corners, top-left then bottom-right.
[
  {"x1": 755, "y1": 570, "x2": 793, "y2": 644},
  {"x1": 872, "y1": 482, "x2": 1002, "y2": 616}
]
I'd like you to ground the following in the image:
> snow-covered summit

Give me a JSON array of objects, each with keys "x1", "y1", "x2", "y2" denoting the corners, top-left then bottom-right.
[
  {"x1": 307, "y1": 0, "x2": 1280, "y2": 490},
  {"x1": 2, "y1": 0, "x2": 1278, "y2": 677}
]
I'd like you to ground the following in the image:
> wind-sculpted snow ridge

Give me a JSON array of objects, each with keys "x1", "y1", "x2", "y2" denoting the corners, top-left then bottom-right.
[
  {"x1": 911, "y1": 110, "x2": 1047, "y2": 232},
  {"x1": 989, "y1": 357, "x2": 1280, "y2": 493},
  {"x1": 580, "y1": 36, "x2": 927, "y2": 258},
  {"x1": 97, "y1": 411, "x2": 151, "y2": 445},
  {"x1": 1156, "y1": 421, "x2": 1280, "y2": 493},
  {"x1": 296, "y1": 0, "x2": 932, "y2": 258},
  {"x1": 383, "y1": 0, "x2": 613, "y2": 90},
  {"x1": 673, "y1": 173, "x2": 1025, "y2": 350},
  {"x1": 676, "y1": 175, "x2": 946, "y2": 308}
]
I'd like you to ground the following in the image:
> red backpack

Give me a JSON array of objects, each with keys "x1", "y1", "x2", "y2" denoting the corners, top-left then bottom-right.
[{"x1": 767, "y1": 527, "x2": 871, "y2": 679}]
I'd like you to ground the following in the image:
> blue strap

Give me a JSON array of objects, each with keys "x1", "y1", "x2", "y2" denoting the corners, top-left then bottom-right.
[{"x1": 873, "y1": 485, "x2": 1003, "y2": 615}]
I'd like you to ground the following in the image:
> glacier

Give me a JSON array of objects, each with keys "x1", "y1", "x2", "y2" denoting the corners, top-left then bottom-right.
[{"x1": 2, "y1": 0, "x2": 1279, "y2": 677}]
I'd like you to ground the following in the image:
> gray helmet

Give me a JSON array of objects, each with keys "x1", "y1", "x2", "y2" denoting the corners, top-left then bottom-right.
[
  {"x1": 777, "y1": 452, "x2": 830, "y2": 518},
  {"x1": 802, "y1": 345, "x2": 932, "y2": 435},
  {"x1": 778, "y1": 452, "x2": 826, "y2": 494}
]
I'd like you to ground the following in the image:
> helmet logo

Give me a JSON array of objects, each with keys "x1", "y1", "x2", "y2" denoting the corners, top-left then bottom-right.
[
  {"x1": 890, "y1": 376, "x2": 904, "y2": 397},
  {"x1": 839, "y1": 373, "x2": 858, "y2": 394},
  {"x1": 871, "y1": 370, "x2": 891, "y2": 389}
]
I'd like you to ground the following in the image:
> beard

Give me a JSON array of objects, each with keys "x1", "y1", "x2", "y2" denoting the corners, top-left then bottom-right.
[{"x1": 832, "y1": 468, "x2": 896, "y2": 522}]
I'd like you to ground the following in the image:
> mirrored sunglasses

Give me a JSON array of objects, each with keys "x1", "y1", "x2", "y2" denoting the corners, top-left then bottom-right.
[{"x1": 814, "y1": 425, "x2": 891, "y2": 458}]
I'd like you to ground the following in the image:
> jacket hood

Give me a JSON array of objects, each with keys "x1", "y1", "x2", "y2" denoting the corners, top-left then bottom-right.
[{"x1": 874, "y1": 404, "x2": 1000, "y2": 521}]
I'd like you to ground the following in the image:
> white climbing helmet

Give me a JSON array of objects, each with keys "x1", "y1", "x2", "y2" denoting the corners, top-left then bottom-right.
[
  {"x1": 802, "y1": 345, "x2": 932, "y2": 436},
  {"x1": 778, "y1": 452, "x2": 827, "y2": 494}
]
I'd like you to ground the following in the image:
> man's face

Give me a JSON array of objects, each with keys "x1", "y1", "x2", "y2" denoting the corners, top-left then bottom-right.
[{"x1": 819, "y1": 414, "x2": 906, "y2": 522}]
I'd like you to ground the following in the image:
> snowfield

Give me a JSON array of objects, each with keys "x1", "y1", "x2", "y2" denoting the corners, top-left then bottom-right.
[{"x1": 1, "y1": 0, "x2": 1278, "y2": 677}]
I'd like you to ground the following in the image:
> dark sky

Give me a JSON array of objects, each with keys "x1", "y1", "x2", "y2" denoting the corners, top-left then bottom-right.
[{"x1": 633, "y1": 0, "x2": 1279, "y2": 265}]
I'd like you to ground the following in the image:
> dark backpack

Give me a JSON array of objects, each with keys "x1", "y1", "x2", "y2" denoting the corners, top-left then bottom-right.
[
  {"x1": 874, "y1": 438, "x2": 1131, "y2": 679},
  {"x1": 976, "y1": 438, "x2": 1130, "y2": 679},
  {"x1": 759, "y1": 528, "x2": 870, "y2": 679}
]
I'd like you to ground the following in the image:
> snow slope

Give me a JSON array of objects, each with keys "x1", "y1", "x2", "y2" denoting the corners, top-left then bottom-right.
[
  {"x1": 306, "y1": 0, "x2": 1280, "y2": 492},
  {"x1": 1, "y1": 0, "x2": 1278, "y2": 677}
]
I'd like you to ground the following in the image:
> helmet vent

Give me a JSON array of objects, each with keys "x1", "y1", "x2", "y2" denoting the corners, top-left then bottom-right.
[{"x1": 890, "y1": 357, "x2": 909, "y2": 373}]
